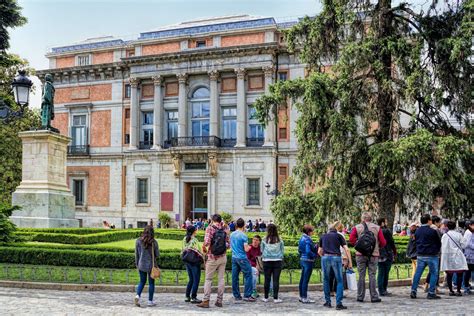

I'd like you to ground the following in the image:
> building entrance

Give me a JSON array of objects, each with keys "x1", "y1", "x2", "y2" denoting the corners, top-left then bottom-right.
[{"x1": 184, "y1": 183, "x2": 208, "y2": 220}]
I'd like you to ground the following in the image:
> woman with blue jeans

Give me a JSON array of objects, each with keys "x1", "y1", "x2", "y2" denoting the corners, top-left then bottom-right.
[
  {"x1": 182, "y1": 225, "x2": 203, "y2": 303},
  {"x1": 134, "y1": 225, "x2": 159, "y2": 307},
  {"x1": 298, "y1": 225, "x2": 318, "y2": 303}
]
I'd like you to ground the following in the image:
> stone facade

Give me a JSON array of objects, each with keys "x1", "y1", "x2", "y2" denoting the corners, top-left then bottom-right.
[{"x1": 38, "y1": 15, "x2": 302, "y2": 228}]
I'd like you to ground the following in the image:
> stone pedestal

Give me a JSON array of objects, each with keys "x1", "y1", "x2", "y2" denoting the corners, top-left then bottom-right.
[{"x1": 11, "y1": 130, "x2": 79, "y2": 228}]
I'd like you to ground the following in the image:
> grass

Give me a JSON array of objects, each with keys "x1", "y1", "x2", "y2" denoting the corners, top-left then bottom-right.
[{"x1": 0, "y1": 263, "x2": 423, "y2": 286}]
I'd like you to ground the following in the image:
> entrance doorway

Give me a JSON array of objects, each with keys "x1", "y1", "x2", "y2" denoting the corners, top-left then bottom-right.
[{"x1": 184, "y1": 183, "x2": 208, "y2": 220}]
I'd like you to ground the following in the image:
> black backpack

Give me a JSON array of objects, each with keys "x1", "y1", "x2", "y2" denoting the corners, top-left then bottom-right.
[
  {"x1": 210, "y1": 226, "x2": 227, "y2": 256},
  {"x1": 354, "y1": 222, "x2": 376, "y2": 257}
]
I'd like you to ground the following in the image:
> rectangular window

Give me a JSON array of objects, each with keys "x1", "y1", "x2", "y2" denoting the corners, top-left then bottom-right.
[
  {"x1": 126, "y1": 49, "x2": 135, "y2": 58},
  {"x1": 137, "y1": 178, "x2": 149, "y2": 204},
  {"x1": 196, "y1": 40, "x2": 206, "y2": 48},
  {"x1": 142, "y1": 112, "x2": 153, "y2": 125},
  {"x1": 71, "y1": 114, "x2": 87, "y2": 146},
  {"x1": 167, "y1": 110, "x2": 178, "y2": 140},
  {"x1": 247, "y1": 178, "x2": 260, "y2": 206},
  {"x1": 184, "y1": 163, "x2": 207, "y2": 170},
  {"x1": 77, "y1": 55, "x2": 91, "y2": 66},
  {"x1": 278, "y1": 127, "x2": 288, "y2": 140},
  {"x1": 141, "y1": 112, "x2": 153, "y2": 148},
  {"x1": 279, "y1": 166, "x2": 288, "y2": 176},
  {"x1": 248, "y1": 106, "x2": 264, "y2": 140},
  {"x1": 125, "y1": 108, "x2": 130, "y2": 119},
  {"x1": 124, "y1": 84, "x2": 131, "y2": 99},
  {"x1": 73, "y1": 179, "x2": 84, "y2": 206},
  {"x1": 191, "y1": 102, "x2": 210, "y2": 137},
  {"x1": 125, "y1": 134, "x2": 130, "y2": 144},
  {"x1": 222, "y1": 107, "x2": 237, "y2": 140},
  {"x1": 278, "y1": 71, "x2": 288, "y2": 82}
]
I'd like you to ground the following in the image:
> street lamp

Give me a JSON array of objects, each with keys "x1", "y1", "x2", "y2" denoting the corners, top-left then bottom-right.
[
  {"x1": 12, "y1": 70, "x2": 33, "y2": 107},
  {"x1": 265, "y1": 182, "x2": 278, "y2": 196}
]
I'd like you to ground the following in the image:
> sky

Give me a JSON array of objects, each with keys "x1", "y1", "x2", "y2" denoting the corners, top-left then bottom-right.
[{"x1": 7, "y1": 0, "x2": 429, "y2": 108}]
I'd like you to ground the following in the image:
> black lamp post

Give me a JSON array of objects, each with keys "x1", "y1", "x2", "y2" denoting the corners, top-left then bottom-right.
[{"x1": 0, "y1": 70, "x2": 33, "y2": 122}]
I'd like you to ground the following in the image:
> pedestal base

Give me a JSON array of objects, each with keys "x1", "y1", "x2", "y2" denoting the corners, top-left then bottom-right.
[{"x1": 9, "y1": 216, "x2": 79, "y2": 228}]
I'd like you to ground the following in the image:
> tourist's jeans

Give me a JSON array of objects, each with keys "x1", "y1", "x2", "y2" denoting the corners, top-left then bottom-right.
[
  {"x1": 232, "y1": 258, "x2": 253, "y2": 299},
  {"x1": 299, "y1": 259, "x2": 314, "y2": 299},
  {"x1": 203, "y1": 255, "x2": 227, "y2": 302},
  {"x1": 136, "y1": 270, "x2": 155, "y2": 301},
  {"x1": 185, "y1": 262, "x2": 201, "y2": 299},
  {"x1": 251, "y1": 267, "x2": 258, "y2": 291},
  {"x1": 377, "y1": 260, "x2": 393, "y2": 294},
  {"x1": 356, "y1": 255, "x2": 379, "y2": 301},
  {"x1": 322, "y1": 256, "x2": 344, "y2": 306},
  {"x1": 411, "y1": 256, "x2": 439, "y2": 295}
]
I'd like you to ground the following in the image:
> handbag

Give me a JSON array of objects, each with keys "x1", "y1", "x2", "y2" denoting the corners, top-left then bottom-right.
[
  {"x1": 182, "y1": 248, "x2": 204, "y2": 264},
  {"x1": 345, "y1": 268, "x2": 357, "y2": 291},
  {"x1": 150, "y1": 243, "x2": 161, "y2": 279},
  {"x1": 256, "y1": 256, "x2": 264, "y2": 273}
]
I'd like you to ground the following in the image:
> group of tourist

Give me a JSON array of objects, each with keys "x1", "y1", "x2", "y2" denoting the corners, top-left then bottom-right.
[
  {"x1": 133, "y1": 212, "x2": 474, "y2": 309},
  {"x1": 181, "y1": 217, "x2": 210, "y2": 230}
]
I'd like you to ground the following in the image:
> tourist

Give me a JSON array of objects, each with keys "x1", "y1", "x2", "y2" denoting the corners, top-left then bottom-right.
[
  {"x1": 260, "y1": 220, "x2": 267, "y2": 232},
  {"x1": 255, "y1": 219, "x2": 260, "y2": 232},
  {"x1": 410, "y1": 214, "x2": 442, "y2": 299},
  {"x1": 440, "y1": 220, "x2": 468, "y2": 296},
  {"x1": 230, "y1": 218, "x2": 255, "y2": 302},
  {"x1": 261, "y1": 223, "x2": 284, "y2": 303},
  {"x1": 393, "y1": 221, "x2": 402, "y2": 235},
  {"x1": 349, "y1": 212, "x2": 386, "y2": 303},
  {"x1": 463, "y1": 219, "x2": 474, "y2": 294},
  {"x1": 182, "y1": 226, "x2": 203, "y2": 304},
  {"x1": 246, "y1": 235, "x2": 262, "y2": 298},
  {"x1": 185, "y1": 218, "x2": 192, "y2": 228},
  {"x1": 319, "y1": 221, "x2": 353, "y2": 310},
  {"x1": 197, "y1": 214, "x2": 230, "y2": 308},
  {"x1": 298, "y1": 224, "x2": 318, "y2": 304},
  {"x1": 456, "y1": 219, "x2": 466, "y2": 235},
  {"x1": 406, "y1": 222, "x2": 419, "y2": 282},
  {"x1": 376, "y1": 218, "x2": 397, "y2": 296},
  {"x1": 134, "y1": 225, "x2": 159, "y2": 307},
  {"x1": 424, "y1": 215, "x2": 442, "y2": 293},
  {"x1": 440, "y1": 219, "x2": 449, "y2": 234},
  {"x1": 247, "y1": 219, "x2": 254, "y2": 232},
  {"x1": 328, "y1": 222, "x2": 349, "y2": 295},
  {"x1": 204, "y1": 219, "x2": 210, "y2": 230}
]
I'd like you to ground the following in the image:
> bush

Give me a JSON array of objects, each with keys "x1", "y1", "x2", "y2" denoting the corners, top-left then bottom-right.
[
  {"x1": 158, "y1": 212, "x2": 172, "y2": 228},
  {"x1": 0, "y1": 203, "x2": 19, "y2": 242},
  {"x1": 14, "y1": 230, "x2": 142, "y2": 244},
  {"x1": 17, "y1": 228, "x2": 109, "y2": 235},
  {"x1": 220, "y1": 211, "x2": 233, "y2": 224}
]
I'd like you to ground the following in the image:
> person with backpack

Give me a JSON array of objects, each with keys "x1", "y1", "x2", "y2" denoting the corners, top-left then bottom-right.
[
  {"x1": 349, "y1": 212, "x2": 386, "y2": 303},
  {"x1": 410, "y1": 214, "x2": 442, "y2": 299},
  {"x1": 230, "y1": 218, "x2": 256, "y2": 302},
  {"x1": 440, "y1": 220, "x2": 468, "y2": 296},
  {"x1": 261, "y1": 223, "x2": 285, "y2": 303},
  {"x1": 134, "y1": 225, "x2": 159, "y2": 307},
  {"x1": 376, "y1": 218, "x2": 397, "y2": 296},
  {"x1": 197, "y1": 214, "x2": 230, "y2": 308},
  {"x1": 298, "y1": 224, "x2": 318, "y2": 304},
  {"x1": 182, "y1": 226, "x2": 204, "y2": 304}
]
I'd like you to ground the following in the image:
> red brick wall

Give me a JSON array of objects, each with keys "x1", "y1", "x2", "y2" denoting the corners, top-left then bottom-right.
[
  {"x1": 90, "y1": 110, "x2": 111, "y2": 147},
  {"x1": 93, "y1": 51, "x2": 114, "y2": 64},
  {"x1": 55, "y1": 56, "x2": 75, "y2": 68},
  {"x1": 221, "y1": 32, "x2": 265, "y2": 47},
  {"x1": 55, "y1": 84, "x2": 112, "y2": 104},
  {"x1": 67, "y1": 166, "x2": 110, "y2": 207},
  {"x1": 142, "y1": 42, "x2": 180, "y2": 55},
  {"x1": 51, "y1": 112, "x2": 69, "y2": 136}
]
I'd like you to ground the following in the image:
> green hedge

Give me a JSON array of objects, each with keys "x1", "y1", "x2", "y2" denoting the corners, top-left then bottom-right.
[
  {"x1": 16, "y1": 228, "x2": 111, "y2": 235},
  {"x1": 13, "y1": 230, "x2": 142, "y2": 244}
]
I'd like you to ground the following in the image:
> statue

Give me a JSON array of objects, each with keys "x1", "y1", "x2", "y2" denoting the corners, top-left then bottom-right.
[
  {"x1": 41, "y1": 74, "x2": 57, "y2": 132},
  {"x1": 208, "y1": 153, "x2": 218, "y2": 177}
]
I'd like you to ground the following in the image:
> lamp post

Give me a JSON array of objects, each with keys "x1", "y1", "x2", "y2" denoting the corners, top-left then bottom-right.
[
  {"x1": 265, "y1": 182, "x2": 279, "y2": 196},
  {"x1": 0, "y1": 70, "x2": 33, "y2": 123}
]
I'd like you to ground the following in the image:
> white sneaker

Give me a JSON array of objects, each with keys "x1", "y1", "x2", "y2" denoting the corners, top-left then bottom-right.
[
  {"x1": 147, "y1": 301, "x2": 156, "y2": 307},
  {"x1": 274, "y1": 298, "x2": 283, "y2": 303},
  {"x1": 261, "y1": 298, "x2": 268, "y2": 302},
  {"x1": 134, "y1": 295, "x2": 140, "y2": 307}
]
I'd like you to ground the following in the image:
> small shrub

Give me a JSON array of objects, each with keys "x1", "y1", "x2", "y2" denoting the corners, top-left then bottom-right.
[
  {"x1": 158, "y1": 212, "x2": 172, "y2": 228},
  {"x1": 220, "y1": 211, "x2": 233, "y2": 224}
]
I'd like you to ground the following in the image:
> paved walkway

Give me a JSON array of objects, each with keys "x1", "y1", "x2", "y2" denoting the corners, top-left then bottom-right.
[{"x1": 0, "y1": 286, "x2": 472, "y2": 315}]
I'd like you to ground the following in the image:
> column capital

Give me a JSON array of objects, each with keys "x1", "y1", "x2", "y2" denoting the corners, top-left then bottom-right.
[
  {"x1": 208, "y1": 70, "x2": 219, "y2": 81},
  {"x1": 234, "y1": 68, "x2": 246, "y2": 79},
  {"x1": 152, "y1": 75, "x2": 163, "y2": 86},
  {"x1": 263, "y1": 65, "x2": 274, "y2": 77},
  {"x1": 176, "y1": 73, "x2": 187, "y2": 84},
  {"x1": 128, "y1": 77, "x2": 139, "y2": 87}
]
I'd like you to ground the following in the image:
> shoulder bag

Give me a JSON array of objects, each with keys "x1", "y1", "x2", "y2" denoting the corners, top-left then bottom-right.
[{"x1": 150, "y1": 242, "x2": 161, "y2": 279}]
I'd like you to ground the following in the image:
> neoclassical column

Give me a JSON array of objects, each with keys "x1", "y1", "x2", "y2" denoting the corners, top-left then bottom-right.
[
  {"x1": 177, "y1": 73, "x2": 188, "y2": 138},
  {"x1": 129, "y1": 77, "x2": 139, "y2": 150},
  {"x1": 235, "y1": 68, "x2": 246, "y2": 147},
  {"x1": 152, "y1": 75, "x2": 163, "y2": 149},
  {"x1": 263, "y1": 65, "x2": 275, "y2": 147},
  {"x1": 208, "y1": 70, "x2": 219, "y2": 137}
]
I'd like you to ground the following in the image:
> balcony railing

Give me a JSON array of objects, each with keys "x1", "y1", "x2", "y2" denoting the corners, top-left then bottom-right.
[
  {"x1": 67, "y1": 145, "x2": 89, "y2": 156},
  {"x1": 139, "y1": 141, "x2": 153, "y2": 150},
  {"x1": 166, "y1": 136, "x2": 221, "y2": 147},
  {"x1": 246, "y1": 137, "x2": 265, "y2": 147},
  {"x1": 221, "y1": 138, "x2": 236, "y2": 147}
]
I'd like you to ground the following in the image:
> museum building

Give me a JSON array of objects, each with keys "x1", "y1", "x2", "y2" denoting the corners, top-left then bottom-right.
[{"x1": 37, "y1": 15, "x2": 305, "y2": 228}]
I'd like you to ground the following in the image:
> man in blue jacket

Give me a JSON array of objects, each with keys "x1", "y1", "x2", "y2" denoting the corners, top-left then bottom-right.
[{"x1": 410, "y1": 214, "x2": 442, "y2": 299}]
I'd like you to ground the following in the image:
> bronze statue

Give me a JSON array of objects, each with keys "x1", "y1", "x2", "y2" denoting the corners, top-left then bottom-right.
[{"x1": 41, "y1": 73, "x2": 56, "y2": 131}]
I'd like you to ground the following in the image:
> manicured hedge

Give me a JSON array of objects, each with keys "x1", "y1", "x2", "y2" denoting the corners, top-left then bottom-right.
[
  {"x1": 13, "y1": 230, "x2": 142, "y2": 244},
  {"x1": 17, "y1": 228, "x2": 111, "y2": 235}
]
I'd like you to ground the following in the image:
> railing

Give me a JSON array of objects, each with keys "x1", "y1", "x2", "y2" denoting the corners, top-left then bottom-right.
[
  {"x1": 221, "y1": 138, "x2": 237, "y2": 147},
  {"x1": 67, "y1": 145, "x2": 89, "y2": 156},
  {"x1": 139, "y1": 141, "x2": 153, "y2": 150},
  {"x1": 246, "y1": 137, "x2": 265, "y2": 147},
  {"x1": 166, "y1": 136, "x2": 221, "y2": 147},
  {"x1": 0, "y1": 264, "x2": 418, "y2": 286}
]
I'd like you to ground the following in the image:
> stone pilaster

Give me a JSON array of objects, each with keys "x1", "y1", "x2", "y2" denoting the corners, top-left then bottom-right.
[
  {"x1": 152, "y1": 75, "x2": 163, "y2": 149},
  {"x1": 208, "y1": 70, "x2": 219, "y2": 137},
  {"x1": 235, "y1": 68, "x2": 246, "y2": 147},
  {"x1": 177, "y1": 73, "x2": 188, "y2": 138},
  {"x1": 263, "y1": 65, "x2": 275, "y2": 147},
  {"x1": 129, "y1": 77, "x2": 139, "y2": 150}
]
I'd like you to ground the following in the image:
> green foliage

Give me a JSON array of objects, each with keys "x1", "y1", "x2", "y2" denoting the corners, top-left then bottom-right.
[
  {"x1": 17, "y1": 227, "x2": 111, "y2": 235},
  {"x1": 0, "y1": 202, "x2": 18, "y2": 242},
  {"x1": 0, "y1": 0, "x2": 27, "y2": 52},
  {"x1": 158, "y1": 212, "x2": 172, "y2": 228},
  {"x1": 14, "y1": 230, "x2": 142, "y2": 244},
  {"x1": 220, "y1": 211, "x2": 233, "y2": 224},
  {"x1": 256, "y1": 1, "x2": 473, "y2": 226}
]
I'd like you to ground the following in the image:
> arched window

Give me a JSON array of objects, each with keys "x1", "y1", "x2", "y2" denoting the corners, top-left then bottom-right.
[{"x1": 191, "y1": 87, "x2": 210, "y2": 137}]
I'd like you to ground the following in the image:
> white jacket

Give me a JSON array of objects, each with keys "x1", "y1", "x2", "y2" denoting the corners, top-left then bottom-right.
[{"x1": 440, "y1": 230, "x2": 468, "y2": 272}]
